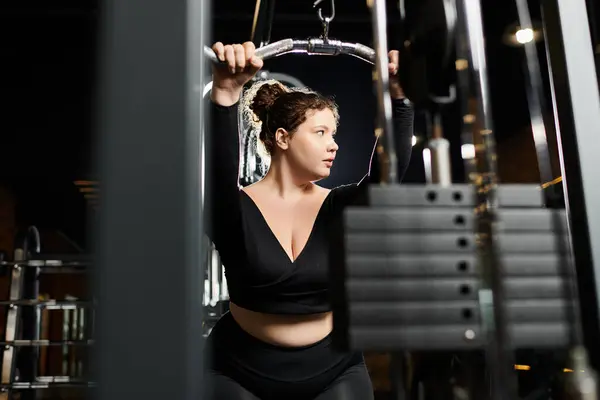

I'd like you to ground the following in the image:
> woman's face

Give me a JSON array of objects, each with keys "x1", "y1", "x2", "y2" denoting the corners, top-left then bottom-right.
[{"x1": 279, "y1": 108, "x2": 338, "y2": 182}]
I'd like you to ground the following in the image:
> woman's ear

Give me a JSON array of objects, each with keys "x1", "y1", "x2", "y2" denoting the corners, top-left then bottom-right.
[{"x1": 275, "y1": 128, "x2": 290, "y2": 150}]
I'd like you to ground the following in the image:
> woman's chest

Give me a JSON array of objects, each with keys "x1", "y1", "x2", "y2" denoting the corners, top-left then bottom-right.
[{"x1": 239, "y1": 200, "x2": 332, "y2": 290}]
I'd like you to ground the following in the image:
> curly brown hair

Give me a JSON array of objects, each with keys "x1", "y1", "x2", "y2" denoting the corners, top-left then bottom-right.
[{"x1": 242, "y1": 80, "x2": 339, "y2": 156}]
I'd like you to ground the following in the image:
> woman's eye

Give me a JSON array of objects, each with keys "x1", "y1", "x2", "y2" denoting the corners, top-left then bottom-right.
[{"x1": 317, "y1": 130, "x2": 325, "y2": 136}]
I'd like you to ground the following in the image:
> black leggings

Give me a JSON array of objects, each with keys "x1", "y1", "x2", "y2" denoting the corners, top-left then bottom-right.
[
  {"x1": 203, "y1": 312, "x2": 374, "y2": 400},
  {"x1": 206, "y1": 361, "x2": 372, "y2": 399}
]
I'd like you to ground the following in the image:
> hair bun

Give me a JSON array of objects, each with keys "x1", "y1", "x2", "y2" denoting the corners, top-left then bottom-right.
[{"x1": 247, "y1": 80, "x2": 288, "y2": 124}]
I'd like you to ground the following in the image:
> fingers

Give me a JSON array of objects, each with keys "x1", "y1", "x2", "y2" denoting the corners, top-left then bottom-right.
[
  {"x1": 242, "y1": 42, "x2": 255, "y2": 61},
  {"x1": 213, "y1": 41, "x2": 262, "y2": 74},
  {"x1": 388, "y1": 50, "x2": 400, "y2": 75},
  {"x1": 388, "y1": 50, "x2": 399, "y2": 65},
  {"x1": 242, "y1": 42, "x2": 263, "y2": 71},
  {"x1": 212, "y1": 42, "x2": 225, "y2": 61},
  {"x1": 233, "y1": 44, "x2": 246, "y2": 72},
  {"x1": 224, "y1": 45, "x2": 235, "y2": 73}
]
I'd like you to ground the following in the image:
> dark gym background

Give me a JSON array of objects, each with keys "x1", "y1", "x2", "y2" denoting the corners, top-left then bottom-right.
[
  {"x1": 3, "y1": 0, "x2": 600, "y2": 250},
  {"x1": 0, "y1": 0, "x2": 599, "y2": 395}
]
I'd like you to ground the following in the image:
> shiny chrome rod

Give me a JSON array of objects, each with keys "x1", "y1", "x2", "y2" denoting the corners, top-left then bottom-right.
[{"x1": 204, "y1": 38, "x2": 376, "y2": 65}]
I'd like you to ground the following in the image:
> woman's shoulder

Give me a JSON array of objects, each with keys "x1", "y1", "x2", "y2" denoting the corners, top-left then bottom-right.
[
  {"x1": 313, "y1": 183, "x2": 332, "y2": 197},
  {"x1": 240, "y1": 181, "x2": 260, "y2": 196},
  {"x1": 330, "y1": 182, "x2": 361, "y2": 197},
  {"x1": 328, "y1": 181, "x2": 369, "y2": 209}
]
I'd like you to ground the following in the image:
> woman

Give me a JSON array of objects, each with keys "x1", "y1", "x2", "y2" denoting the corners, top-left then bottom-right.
[{"x1": 204, "y1": 41, "x2": 414, "y2": 400}]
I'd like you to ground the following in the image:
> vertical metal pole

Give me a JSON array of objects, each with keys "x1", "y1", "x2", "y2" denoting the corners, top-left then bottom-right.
[
  {"x1": 20, "y1": 264, "x2": 39, "y2": 400},
  {"x1": 454, "y1": 0, "x2": 516, "y2": 398},
  {"x1": 514, "y1": 0, "x2": 557, "y2": 203},
  {"x1": 542, "y1": 0, "x2": 600, "y2": 372},
  {"x1": 368, "y1": 0, "x2": 398, "y2": 184},
  {"x1": 251, "y1": 0, "x2": 276, "y2": 47},
  {"x1": 187, "y1": 0, "x2": 209, "y2": 397},
  {"x1": 1, "y1": 251, "x2": 25, "y2": 400},
  {"x1": 94, "y1": 1, "x2": 208, "y2": 400}
]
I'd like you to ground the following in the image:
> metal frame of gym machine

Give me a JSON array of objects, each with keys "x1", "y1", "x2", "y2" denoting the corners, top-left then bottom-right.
[
  {"x1": 93, "y1": 0, "x2": 209, "y2": 399},
  {"x1": 93, "y1": 0, "x2": 600, "y2": 399},
  {"x1": 334, "y1": 0, "x2": 600, "y2": 399},
  {"x1": 542, "y1": 0, "x2": 600, "y2": 374}
]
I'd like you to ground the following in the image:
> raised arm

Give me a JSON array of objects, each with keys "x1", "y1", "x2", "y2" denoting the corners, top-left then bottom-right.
[
  {"x1": 203, "y1": 42, "x2": 263, "y2": 249},
  {"x1": 367, "y1": 98, "x2": 414, "y2": 184},
  {"x1": 331, "y1": 50, "x2": 414, "y2": 208},
  {"x1": 369, "y1": 49, "x2": 414, "y2": 183}
]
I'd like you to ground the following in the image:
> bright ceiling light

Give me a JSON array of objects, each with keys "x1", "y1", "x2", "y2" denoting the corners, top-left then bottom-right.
[
  {"x1": 515, "y1": 28, "x2": 534, "y2": 44},
  {"x1": 503, "y1": 22, "x2": 542, "y2": 47}
]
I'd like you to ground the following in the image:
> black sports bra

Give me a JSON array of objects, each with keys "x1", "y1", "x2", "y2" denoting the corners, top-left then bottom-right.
[{"x1": 204, "y1": 99, "x2": 414, "y2": 315}]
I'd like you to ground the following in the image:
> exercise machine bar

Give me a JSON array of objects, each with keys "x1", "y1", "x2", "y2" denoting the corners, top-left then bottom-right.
[{"x1": 204, "y1": 38, "x2": 376, "y2": 64}]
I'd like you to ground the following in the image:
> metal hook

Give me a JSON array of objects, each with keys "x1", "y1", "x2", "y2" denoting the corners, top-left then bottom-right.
[
  {"x1": 313, "y1": 0, "x2": 335, "y2": 40},
  {"x1": 313, "y1": 0, "x2": 336, "y2": 23}
]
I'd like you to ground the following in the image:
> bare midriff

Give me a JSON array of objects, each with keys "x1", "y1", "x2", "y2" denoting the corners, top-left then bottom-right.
[{"x1": 229, "y1": 301, "x2": 333, "y2": 347}]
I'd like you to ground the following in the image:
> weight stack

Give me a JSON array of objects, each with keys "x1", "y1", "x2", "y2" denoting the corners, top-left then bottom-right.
[{"x1": 330, "y1": 184, "x2": 576, "y2": 352}]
